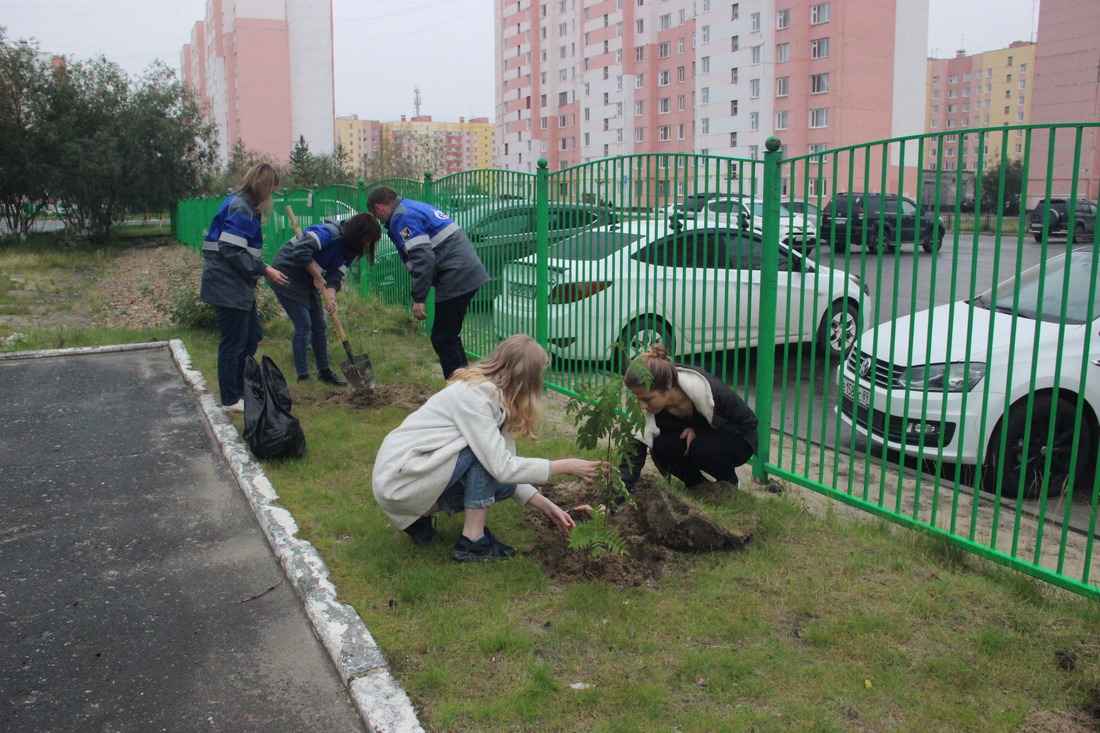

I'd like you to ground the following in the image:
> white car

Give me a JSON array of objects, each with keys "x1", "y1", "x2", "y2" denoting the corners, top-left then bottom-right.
[
  {"x1": 838, "y1": 249, "x2": 1100, "y2": 499},
  {"x1": 493, "y1": 219, "x2": 866, "y2": 368},
  {"x1": 674, "y1": 197, "x2": 818, "y2": 251}
]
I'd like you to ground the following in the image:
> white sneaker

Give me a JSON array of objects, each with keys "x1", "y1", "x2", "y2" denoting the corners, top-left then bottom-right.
[{"x1": 223, "y1": 399, "x2": 245, "y2": 413}]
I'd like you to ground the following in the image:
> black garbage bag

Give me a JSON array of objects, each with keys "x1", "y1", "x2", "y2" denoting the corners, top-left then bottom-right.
[{"x1": 242, "y1": 355, "x2": 307, "y2": 460}]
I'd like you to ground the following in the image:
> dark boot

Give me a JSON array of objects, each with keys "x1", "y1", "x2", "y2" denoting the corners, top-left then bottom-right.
[{"x1": 318, "y1": 369, "x2": 347, "y2": 386}]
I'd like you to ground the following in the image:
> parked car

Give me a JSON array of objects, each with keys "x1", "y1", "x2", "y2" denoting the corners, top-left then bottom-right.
[
  {"x1": 1029, "y1": 197, "x2": 1097, "y2": 244},
  {"x1": 662, "y1": 192, "x2": 724, "y2": 219},
  {"x1": 373, "y1": 200, "x2": 615, "y2": 304},
  {"x1": 785, "y1": 199, "x2": 822, "y2": 225},
  {"x1": 837, "y1": 248, "x2": 1100, "y2": 499},
  {"x1": 493, "y1": 219, "x2": 867, "y2": 369},
  {"x1": 818, "y1": 193, "x2": 946, "y2": 254},
  {"x1": 676, "y1": 197, "x2": 818, "y2": 251}
]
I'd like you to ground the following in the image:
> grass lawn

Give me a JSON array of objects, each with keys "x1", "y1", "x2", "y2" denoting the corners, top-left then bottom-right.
[{"x1": 3, "y1": 229, "x2": 1099, "y2": 732}]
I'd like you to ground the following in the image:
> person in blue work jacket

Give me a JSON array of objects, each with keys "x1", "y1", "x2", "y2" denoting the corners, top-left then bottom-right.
[
  {"x1": 366, "y1": 185, "x2": 489, "y2": 379},
  {"x1": 199, "y1": 163, "x2": 288, "y2": 413},
  {"x1": 270, "y1": 214, "x2": 382, "y2": 385}
]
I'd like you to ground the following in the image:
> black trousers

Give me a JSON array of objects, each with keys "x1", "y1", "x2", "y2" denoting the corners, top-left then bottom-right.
[
  {"x1": 650, "y1": 426, "x2": 754, "y2": 487},
  {"x1": 431, "y1": 288, "x2": 477, "y2": 379}
]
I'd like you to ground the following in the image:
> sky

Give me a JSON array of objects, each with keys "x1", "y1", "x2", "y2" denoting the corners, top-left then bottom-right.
[{"x1": 0, "y1": 0, "x2": 1039, "y2": 124}]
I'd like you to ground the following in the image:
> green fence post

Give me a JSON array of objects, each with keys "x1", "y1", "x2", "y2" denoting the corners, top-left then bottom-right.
[
  {"x1": 423, "y1": 171, "x2": 435, "y2": 206},
  {"x1": 358, "y1": 179, "x2": 370, "y2": 298},
  {"x1": 535, "y1": 158, "x2": 550, "y2": 348},
  {"x1": 754, "y1": 136, "x2": 782, "y2": 482}
]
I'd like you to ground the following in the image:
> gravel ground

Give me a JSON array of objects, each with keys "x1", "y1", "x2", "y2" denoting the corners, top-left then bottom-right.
[{"x1": 93, "y1": 241, "x2": 196, "y2": 330}]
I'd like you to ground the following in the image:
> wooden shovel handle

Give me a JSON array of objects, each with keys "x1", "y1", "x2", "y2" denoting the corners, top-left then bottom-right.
[{"x1": 287, "y1": 205, "x2": 349, "y2": 341}]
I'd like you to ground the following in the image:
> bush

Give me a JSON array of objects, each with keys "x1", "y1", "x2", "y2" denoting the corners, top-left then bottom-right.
[{"x1": 158, "y1": 250, "x2": 282, "y2": 330}]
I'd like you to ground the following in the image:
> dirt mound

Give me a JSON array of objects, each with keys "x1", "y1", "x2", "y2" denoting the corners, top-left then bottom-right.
[
  {"x1": 314, "y1": 381, "x2": 436, "y2": 410},
  {"x1": 527, "y1": 476, "x2": 755, "y2": 588}
]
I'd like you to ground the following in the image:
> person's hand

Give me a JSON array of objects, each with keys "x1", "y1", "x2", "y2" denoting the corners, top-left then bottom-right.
[
  {"x1": 680, "y1": 427, "x2": 696, "y2": 455},
  {"x1": 266, "y1": 266, "x2": 288, "y2": 287},
  {"x1": 551, "y1": 458, "x2": 610, "y2": 483},
  {"x1": 543, "y1": 502, "x2": 576, "y2": 532},
  {"x1": 323, "y1": 288, "x2": 337, "y2": 315},
  {"x1": 313, "y1": 276, "x2": 326, "y2": 292},
  {"x1": 412, "y1": 302, "x2": 428, "y2": 321}
]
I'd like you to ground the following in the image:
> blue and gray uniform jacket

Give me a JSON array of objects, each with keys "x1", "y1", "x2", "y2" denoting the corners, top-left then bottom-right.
[
  {"x1": 384, "y1": 196, "x2": 489, "y2": 303},
  {"x1": 271, "y1": 220, "x2": 356, "y2": 306},
  {"x1": 199, "y1": 193, "x2": 267, "y2": 311}
]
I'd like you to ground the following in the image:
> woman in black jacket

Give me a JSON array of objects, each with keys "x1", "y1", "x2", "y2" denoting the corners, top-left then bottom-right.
[{"x1": 620, "y1": 345, "x2": 758, "y2": 489}]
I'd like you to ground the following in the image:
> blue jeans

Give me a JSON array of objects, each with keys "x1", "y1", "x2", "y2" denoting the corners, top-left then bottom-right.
[
  {"x1": 214, "y1": 304, "x2": 263, "y2": 405},
  {"x1": 431, "y1": 289, "x2": 477, "y2": 379},
  {"x1": 275, "y1": 293, "x2": 330, "y2": 377},
  {"x1": 437, "y1": 447, "x2": 517, "y2": 514}
]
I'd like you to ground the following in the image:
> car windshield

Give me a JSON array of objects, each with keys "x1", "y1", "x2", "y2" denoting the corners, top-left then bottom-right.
[
  {"x1": 547, "y1": 230, "x2": 644, "y2": 260},
  {"x1": 748, "y1": 202, "x2": 795, "y2": 217},
  {"x1": 979, "y1": 250, "x2": 1100, "y2": 324}
]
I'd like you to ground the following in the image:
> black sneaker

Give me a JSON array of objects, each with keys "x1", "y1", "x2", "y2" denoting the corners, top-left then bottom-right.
[
  {"x1": 403, "y1": 515, "x2": 440, "y2": 545},
  {"x1": 450, "y1": 532, "x2": 512, "y2": 562},
  {"x1": 297, "y1": 374, "x2": 310, "y2": 382},
  {"x1": 482, "y1": 527, "x2": 516, "y2": 557},
  {"x1": 318, "y1": 369, "x2": 347, "y2": 387}
]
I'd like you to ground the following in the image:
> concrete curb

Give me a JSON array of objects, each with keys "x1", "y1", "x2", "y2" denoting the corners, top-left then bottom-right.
[{"x1": 1, "y1": 341, "x2": 423, "y2": 733}]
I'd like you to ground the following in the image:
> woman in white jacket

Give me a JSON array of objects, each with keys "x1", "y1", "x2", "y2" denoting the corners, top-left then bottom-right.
[{"x1": 372, "y1": 335, "x2": 606, "y2": 562}]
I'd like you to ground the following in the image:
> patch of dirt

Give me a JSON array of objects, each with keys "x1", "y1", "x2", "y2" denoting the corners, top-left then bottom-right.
[
  {"x1": 526, "y1": 476, "x2": 756, "y2": 588},
  {"x1": 1021, "y1": 708, "x2": 1100, "y2": 733},
  {"x1": 314, "y1": 382, "x2": 437, "y2": 410},
  {"x1": 92, "y1": 240, "x2": 191, "y2": 330}
]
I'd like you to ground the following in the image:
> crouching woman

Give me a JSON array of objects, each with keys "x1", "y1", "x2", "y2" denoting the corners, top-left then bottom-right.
[
  {"x1": 372, "y1": 335, "x2": 607, "y2": 562},
  {"x1": 620, "y1": 345, "x2": 758, "y2": 491}
]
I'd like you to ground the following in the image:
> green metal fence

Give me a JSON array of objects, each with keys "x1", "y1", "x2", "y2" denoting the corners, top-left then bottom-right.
[{"x1": 173, "y1": 122, "x2": 1100, "y2": 600}]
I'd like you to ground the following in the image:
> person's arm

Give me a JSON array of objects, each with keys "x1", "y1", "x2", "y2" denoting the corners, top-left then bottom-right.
[
  {"x1": 405, "y1": 245, "x2": 436, "y2": 320},
  {"x1": 618, "y1": 440, "x2": 648, "y2": 492},
  {"x1": 526, "y1": 492, "x2": 576, "y2": 532}
]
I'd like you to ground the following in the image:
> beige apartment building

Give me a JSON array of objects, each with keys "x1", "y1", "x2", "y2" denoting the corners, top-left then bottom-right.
[{"x1": 336, "y1": 115, "x2": 496, "y2": 180}]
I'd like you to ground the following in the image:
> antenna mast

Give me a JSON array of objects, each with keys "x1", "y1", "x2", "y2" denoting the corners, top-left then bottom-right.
[{"x1": 414, "y1": 86, "x2": 422, "y2": 117}]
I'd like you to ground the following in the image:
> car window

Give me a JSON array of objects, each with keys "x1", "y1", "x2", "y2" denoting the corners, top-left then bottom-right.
[
  {"x1": 727, "y1": 231, "x2": 764, "y2": 270},
  {"x1": 549, "y1": 207, "x2": 595, "y2": 231},
  {"x1": 983, "y1": 251, "x2": 1100, "y2": 324},
  {"x1": 709, "y1": 199, "x2": 742, "y2": 214},
  {"x1": 636, "y1": 230, "x2": 727, "y2": 269},
  {"x1": 472, "y1": 209, "x2": 531, "y2": 237},
  {"x1": 900, "y1": 199, "x2": 917, "y2": 216},
  {"x1": 549, "y1": 230, "x2": 642, "y2": 260}
]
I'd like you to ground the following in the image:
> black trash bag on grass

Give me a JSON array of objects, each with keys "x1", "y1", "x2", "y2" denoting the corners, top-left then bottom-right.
[{"x1": 243, "y1": 355, "x2": 307, "y2": 460}]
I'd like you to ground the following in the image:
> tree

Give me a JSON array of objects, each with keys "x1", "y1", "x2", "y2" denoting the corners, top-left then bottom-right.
[
  {"x1": 0, "y1": 29, "x2": 51, "y2": 238},
  {"x1": 205, "y1": 139, "x2": 277, "y2": 197},
  {"x1": 980, "y1": 159, "x2": 1024, "y2": 213},
  {"x1": 361, "y1": 129, "x2": 446, "y2": 182}
]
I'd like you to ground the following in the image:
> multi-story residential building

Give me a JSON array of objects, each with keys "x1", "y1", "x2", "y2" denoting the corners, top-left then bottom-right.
[
  {"x1": 495, "y1": 0, "x2": 928, "y2": 199},
  {"x1": 335, "y1": 115, "x2": 384, "y2": 177},
  {"x1": 1028, "y1": 0, "x2": 1100, "y2": 204},
  {"x1": 925, "y1": 42, "x2": 1036, "y2": 174},
  {"x1": 181, "y1": 0, "x2": 335, "y2": 165},
  {"x1": 385, "y1": 116, "x2": 496, "y2": 175}
]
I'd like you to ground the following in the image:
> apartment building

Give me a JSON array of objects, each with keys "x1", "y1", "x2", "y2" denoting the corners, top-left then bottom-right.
[
  {"x1": 335, "y1": 116, "x2": 384, "y2": 177},
  {"x1": 496, "y1": 0, "x2": 927, "y2": 198},
  {"x1": 925, "y1": 42, "x2": 1036, "y2": 173},
  {"x1": 386, "y1": 116, "x2": 497, "y2": 175},
  {"x1": 181, "y1": 0, "x2": 335, "y2": 164}
]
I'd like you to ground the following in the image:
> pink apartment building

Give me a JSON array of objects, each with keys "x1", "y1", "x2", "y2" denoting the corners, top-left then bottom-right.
[
  {"x1": 181, "y1": 0, "x2": 335, "y2": 165},
  {"x1": 1028, "y1": 0, "x2": 1100, "y2": 205},
  {"x1": 495, "y1": 0, "x2": 927, "y2": 199}
]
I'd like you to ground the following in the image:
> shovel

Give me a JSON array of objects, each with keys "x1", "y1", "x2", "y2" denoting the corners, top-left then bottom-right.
[{"x1": 286, "y1": 206, "x2": 377, "y2": 394}]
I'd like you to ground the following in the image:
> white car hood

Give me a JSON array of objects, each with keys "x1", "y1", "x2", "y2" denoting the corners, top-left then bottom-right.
[{"x1": 862, "y1": 301, "x2": 1035, "y2": 366}]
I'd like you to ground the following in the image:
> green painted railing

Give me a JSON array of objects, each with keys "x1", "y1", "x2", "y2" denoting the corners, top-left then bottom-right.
[{"x1": 173, "y1": 122, "x2": 1100, "y2": 600}]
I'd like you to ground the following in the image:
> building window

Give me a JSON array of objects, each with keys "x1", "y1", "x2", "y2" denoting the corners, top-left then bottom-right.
[
  {"x1": 541, "y1": 94, "x2": 547, "y2": 107},
  {"x1": 702, "y1": 56, "x2": 710, "y2": 73},
  {"x1": 635, "y1": 74, "x2": 645, "y2": 88},
  {"x1": 777, "y1": 43, "x2": 789, "y2": 62},
  {"x1": 751, "y1": 46, "x2": 762, "y2": 63},
  {"x1": 701, "y1": 87, "x2": 710, "y2": 104},
  {"x1": 811, "y1": 38, "x2": 830, "y2": 59},
  {"x1": 776, "y1": 110, "x2": 789, "y2": 130},
  {"x1": 1019, "y1": 79, "x2": 1026, "y2": 89},
  {"x1": 948, "y1": 104, "x2": 956, "y2": 113},
  {"x1": 635, "y1": 100, "x2": 644, "y2": 115},
  {"x1": 660, "y1": 13, "x2": 671, "y2": 30},
  {"x1": 750, "y1": 78, "x2": 760, "y2": 97},
  {"x1": 659, "y1": 70, "x2": 671, "y2": 86},
  {"x1": 949, "y1": 74, "x2": 958, "y2": 83},
  {"x1": 635, "y1": 127, "x2": 644, "y2": 142},
  {"x1": 810, "y1": 72, "x2": 828, "y2": 94},
  {"x1": 731, "y1": 2, "x2": 739, "y2": 19},
  {"x1": 679, "y1": 38, "x2": 685, "y2": 54},
  {"x1": 809, "y1": 108, "x2": 828, "y2": 128},
  {"x1": 659, "y1": 42, "x2": 671, "y2": 58},
  {"x1": 701, "y1": 118, "x2": 710, "y2": 134},
  {"x1": 635, "y1": 46, "x2": 644, "y2": 61},
  {"x1": 750, "y1": 111, "x2": 759, "y2": 130},
  {"x1": 777, "y1": 76, "x2": 790, "y2": 96},
  {"x1": 1020, "y1": 62, "x2": 1028, "y2": 73},
  {"x1": 559, "y1": 91, "x2": 569, "y2": 105},
  {"x1": 1017, "y1": 112, "x2": 1025, "y2": 122},
  {"x1": 777, "y1": 9, "x2": 790, "y2": 29},
  {"x1": 731, "y1": 99, "x2": 739, "y2": 115},
  {"x1": 659, "y1": 97, "x2": 671, "y2": 113},
  {"x1": 751, "y1": 12, "x2": 761, "y2": 31},
  {"x1": 659, "y1": 125, "x2": 671, "y2": 141},
  {"x1": 702, "y1": 25, "x2": 710, "y2": 43},
  {"x1": 730, "y1": 35, "x2": 738, "y2": 51},
  {"x1": 1007, "y1": 55, "x2": 1014, "y2": 66},
  {"x1": 678, "y1": 123, "x2": 686, "y2": 139},
  {"x1": 730, "y1": 132, "x2": 738, "y2": 146},
  {"x1": 948, "y1": 89, "x2": 957, "y2": 98},
  {"x1": 811, "y1": 2, "x2": 830, "y2": 24},
  {"x1": 931, "y1": 104, "x2": 939, "y2": 113},
  {"x1": 678, "y1": 95, "x2": 686, "y2": 111},
  {"x1": 730, "y1": 67, "x2": 739, "y2": 84}
]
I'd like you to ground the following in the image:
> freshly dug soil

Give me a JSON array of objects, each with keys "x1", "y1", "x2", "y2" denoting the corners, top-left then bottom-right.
[
  {"x1": 527, "y1": 475, "x2": 756, "y2": 588},
  {"x1": 313, "y1": 381, "x2": 437, "y2": 410}
]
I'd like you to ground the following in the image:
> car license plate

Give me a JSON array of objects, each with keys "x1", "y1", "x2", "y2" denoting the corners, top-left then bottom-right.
[
  {"x1": 842, "y1": 377, "x2": 871, "y2": 407},
  {"x1": 510, "y1": 283, "x2": 536, "y2": 300}
]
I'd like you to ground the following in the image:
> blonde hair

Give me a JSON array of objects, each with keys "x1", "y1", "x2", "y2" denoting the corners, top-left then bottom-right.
[
  {"x1": 235, "y1": 163, "x2": 279, "y2": 214},
  {"x1": 623, "y1": 344, "x2": 678, "y2": 393},
  {"x1": 449, "y1": 334, "x2": 548, "y2": 439}
]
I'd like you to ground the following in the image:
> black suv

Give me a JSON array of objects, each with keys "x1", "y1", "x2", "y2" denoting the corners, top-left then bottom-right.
[
  {"x1": 818, "y1": 193, "x2": 946, "y2": 254},
  {"x1": 1029, "y1": 197, "x2": 1097, "y2": 244}
]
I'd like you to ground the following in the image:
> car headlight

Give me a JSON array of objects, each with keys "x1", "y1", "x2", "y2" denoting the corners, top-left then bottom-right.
[{"x1": 899, "y1": 362, "x2": 986, "y2": 392}]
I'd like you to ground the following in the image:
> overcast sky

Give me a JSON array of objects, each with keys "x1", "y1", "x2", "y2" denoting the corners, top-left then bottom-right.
[{"x1": 0, "y1": 0, "x2": 1039, "y2": 123}]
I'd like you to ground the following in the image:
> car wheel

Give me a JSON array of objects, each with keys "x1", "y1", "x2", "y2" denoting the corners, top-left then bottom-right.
[
  {"x1": 815, "y1": 300, "x2": 860, "y2": 360},
  {"x1": 616, "y1": 316, "x2": 673, "y2": 373},
  {"x1": 830, "y1": 237, "x2": 846, "y2": 254},
  {"x1": 1032, "y1": 232, "x2": 1044, "y2": 243},
  {"x1": 1073, "y1": 223, "x2": 1086, "y2": 245},
  {"x1": 867, "y1": 225, "x2": 892, "y2": 254},
  {"x1": 982, "y1": 394, "x2": 1095, "y2": 500},
  {"x1": 921, "y1": 228, "x2": 944, "y2": 253}
]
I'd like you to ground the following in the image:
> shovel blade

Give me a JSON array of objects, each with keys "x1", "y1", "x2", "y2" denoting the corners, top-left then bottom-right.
[{"x1": 340, "y1": 352, "x2": 377, "y2": 393}]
